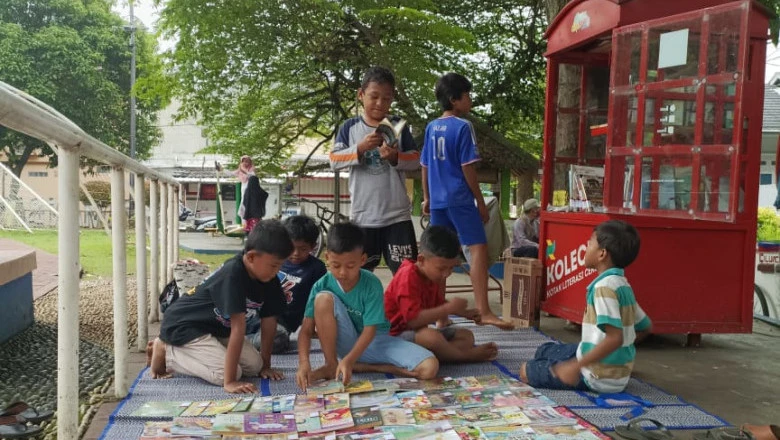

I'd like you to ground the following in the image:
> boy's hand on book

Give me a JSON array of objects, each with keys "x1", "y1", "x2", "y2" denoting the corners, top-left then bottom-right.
[
  {"x1": 551, "y1": 360, "x2": 581, "y2": 386},
  {"x1": 296, "y1": 364, "x2": 311, "y2": 391},
  {"x1": 259, "y1": 366, "x2": 284, "y2": 381},
  {"x1": 379, "y1": 143, "x2": 398, "y2": 162},
  {"x1": 358, "y1": 132, "x2": 383, "y2": 155},
  {"x1": 224, "y1": 380, "x2": 258, "y2": 394},
  {"x1": 336, "y1": 358, "x2": 354, "y2": 385}
]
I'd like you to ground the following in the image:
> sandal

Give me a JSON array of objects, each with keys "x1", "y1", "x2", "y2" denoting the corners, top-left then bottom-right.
[
  {"x1": 0, "y1": 415, "x2": 43, "y2": 439},
  {"x1": 615, "y1": 418, "x2": 675, "y2": 440},
  {"x1": 694, "y1": 427, "x2": 757, "y2": 440},
  {"x1": 1, "y1": 402, "x2": 53, "y2": 424}
]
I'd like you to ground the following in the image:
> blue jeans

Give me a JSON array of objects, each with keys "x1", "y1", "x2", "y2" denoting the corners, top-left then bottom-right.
[
  {"x1": 525, "y1": 342, "x2": 589, "y2": 390},
  {"x1": 316, "y1": 291, "x2": 434, "y2": 371}
]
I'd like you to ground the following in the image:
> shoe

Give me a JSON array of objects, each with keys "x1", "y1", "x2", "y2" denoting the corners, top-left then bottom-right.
[
  {"x1": 615, "y1": 418, "x2": 675, "y2": 440},
  {"x1": 0, "y1": 415, "x2": 44, "y2": 439},
  {"x1": 0, "y1": 402, "x2": 53, "y2": 424}
]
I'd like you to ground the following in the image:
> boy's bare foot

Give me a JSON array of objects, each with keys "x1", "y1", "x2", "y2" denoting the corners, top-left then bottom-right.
[
  {"x1": 470, "y1": 342, "x2": 499, "y2": 362},
  {"x1": 743, "y1": 424, "x2": 780, "y2": 440},
  {"x1": 354, "y1": 362, "x2": 419, "y2": 378},
  {"x1": 309, "y1": 365, "x2": 337, "y2": 382},
  {"x1": 145, "y1": 340, "x2": 154, "y2": 367},
  {"x1": 518, "y1": 362, "x2": 529, "y2": 382},
  {"x1": 150, "y1": 338, "x2": 172, "y2": 379},
  {"x1": 479, "y1": 313, "x2": 515, "y2": 330}
]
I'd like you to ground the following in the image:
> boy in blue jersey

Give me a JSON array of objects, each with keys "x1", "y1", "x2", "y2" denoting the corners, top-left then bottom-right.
[
  {"x1": 295, "y1": 222, "x2": 438, "y2": 390},
  {"x1": 247, "y1": 215, "x2": 327, "y2": 353},
  {"x1": 519, "y1": 220, "x2": 652, "y2": 392},
  {"x1": 329, "y1": 66, "x2": 419, "y2": 274},
  {"x1": 421, "y1": 72, "x2": 513, "y2": 330}
]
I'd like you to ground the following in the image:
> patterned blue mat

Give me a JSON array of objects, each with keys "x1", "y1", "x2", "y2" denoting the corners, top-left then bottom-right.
[{"x1": 99, "y1": 326, "x2": 728, "y2": 439}]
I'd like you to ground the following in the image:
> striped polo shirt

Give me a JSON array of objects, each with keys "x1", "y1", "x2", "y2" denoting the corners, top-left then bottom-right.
[{"x1": 577, "y1": 268, "x2": 651, "y2": 393}]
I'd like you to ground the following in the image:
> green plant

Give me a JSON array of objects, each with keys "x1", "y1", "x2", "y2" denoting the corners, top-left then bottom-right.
[{"x1": 757, "y1": 207, "x2": 780, "y2": 242}]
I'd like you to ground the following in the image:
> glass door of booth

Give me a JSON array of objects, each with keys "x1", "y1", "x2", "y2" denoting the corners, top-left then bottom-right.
[{"x1": 604, "y1": 3, "x2": 750, "y2": 222}]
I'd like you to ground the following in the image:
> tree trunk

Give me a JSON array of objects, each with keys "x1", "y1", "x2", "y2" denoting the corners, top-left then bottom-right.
[
  {"x1": 544, "y1": 0, "x2": 570, "y2": 20},
  {"x1": 11, "y1": 144, "x2": 36, "y2": 177},
  {"x1": 516, "y1": 172, "x2": 535, "y2": 207}
]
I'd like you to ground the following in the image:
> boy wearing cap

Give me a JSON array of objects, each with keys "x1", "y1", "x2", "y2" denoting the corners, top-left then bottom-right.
[{"x1": 512, "y1": 198, "x2": 541, "y2": 258}]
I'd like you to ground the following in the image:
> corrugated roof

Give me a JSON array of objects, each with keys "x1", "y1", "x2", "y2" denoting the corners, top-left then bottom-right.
[{"x1": 764, "y1": 86, "x2": 780, "y2": 133}]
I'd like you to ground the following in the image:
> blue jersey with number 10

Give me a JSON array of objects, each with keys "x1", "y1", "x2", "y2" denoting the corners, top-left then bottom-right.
[{"x1": 421, "y1": 116, "x2": 481, "y2": 209}]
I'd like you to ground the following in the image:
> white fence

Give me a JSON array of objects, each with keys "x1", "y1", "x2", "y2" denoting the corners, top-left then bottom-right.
[{"x1": 0, "y1": 81, "x2": 179, "y2": 440}]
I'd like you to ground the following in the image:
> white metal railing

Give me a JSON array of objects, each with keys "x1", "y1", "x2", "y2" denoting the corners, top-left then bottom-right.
[{"x1": 0, "y1": 81, "x2": 180, "y2": 440}]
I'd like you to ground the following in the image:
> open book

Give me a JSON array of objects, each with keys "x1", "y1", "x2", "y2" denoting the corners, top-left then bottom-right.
[{"x1": 375, "y1": 118, "x2": 407, "y2": 147}]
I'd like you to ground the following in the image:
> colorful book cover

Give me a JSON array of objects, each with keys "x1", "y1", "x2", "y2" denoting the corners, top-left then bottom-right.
[
  {"x1": 344, "y1": 380, "x2": 374, "y2": 394},
  {"x1": 299, "y1": 432, "x2": 337, "y2": 440},
  {"x1": 522, "y1": 407, "x2": 577, "y2": 426},
  {"x1": 231, "y1": 396, "x2": 256, "y2": 413},
  {"x1": 337, "y1": 428, "x2": 394, "y2": 440},
  {"x1": 296, "y1": 395, "x2": 326, "y2": 413},
  {"x1": 419, "y1": 429, "x2": 461, "y2": 440},
  {"x1": 528, "y1": 425, "x2": 603, "y2": 440},
  {"x1": 131, "y1": 400, "x2": 190, "y2": 418},
  {"x1": 456, "y1": 408, "x2": 503, "y2": 427},
  {"x1": 427, "y1": 391, "x2": 458, "y2": 409},
  {"x1": 202, "y1": 398, "x2": 241, "y2": 416},
  {"x1": 551, "y1": 407, "x2": 610, "y2": 440},
  {"x1": 456, "y1": 376, "x2": 483, "y2": 391},
  {"x1": 495, "y1": 407, "x2": 532, "y2": 426},
  {"x1": 324, "y1": 393, "x2": 350, "y2": 410},
  {"x1": 141, "y1": 421, "x2": 172, "y2": 437},
  {"x1": 171, "y1": 417, "x2": 214, "y2": 436},
  {"x1": 453, "y1": 391, "x2": 489, "y2": 409},
  {"x1": 503, "y1": 390, "x2": 556, "y2": 409},
  {"x1": 223, "y1": 435, "x2": 299, "y2": 440},
  {"x1": 454, "y1": 426, "x2": 484, "y2": 440},
  {"x1": 475, "y1": 375, "x2": 504, "y2": 389},
  {"x1": 320, "y1": 408, "x2": 354, "y2": 431},
  {"x1": 381, "y1": 422, "x2": 454, "y2": 440},
  {"x1": 273, "y1": 395, "x2": 297, "y2": 413},
  {"x1": 244, "y1": 412, "x2": 297, "y2": 434},
  {"x1": 396, "y1": 390, "x2": 431, "y2": 409},
  {"x1": 413, "y1": 408, "x2": 458, "y2": 424},
  {"x1": 349, "y1": 390, "x2": 400, "y2": 409},
  {"x1": 295, "y1": 411, "x2": 323, "y2": 433},
  {"x1": 180, "y1": 400, "x2": 211, "y2": 417},
  {"x1": 351, "y1": 406, "x2": 383, "y2": 429},
  {"x1": 212, "y1": 414, "x2": 247, "y2": 435},
  {"x1": 250, "y1": 396, "x2": 276, "y2": 414},
  {"x1": 379, "y1": 408, "x2": 415, "y2": 425},
  {"x1": 308, "y1": 379, "x2": 345, "y2": 396},
  {"x1": 479, "y1": 425, "x2": 535, "y2": 440}
]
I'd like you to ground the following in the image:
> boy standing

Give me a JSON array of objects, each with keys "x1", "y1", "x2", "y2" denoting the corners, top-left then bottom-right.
[
  {"x1": 519, "y1": 220, "x2": 652, "y2": 392},
  {"x1": 384, "y1": 225, "x2": 499, "y2": 363},
  {"x1": 247, "y1": 215, "x2": 327, "y2": 353},
  {"x1": 421, "y1": 72, "x2": 512, "y2": 330},
  {"x1": 295, "y1": 222, "x2": 439, "y2": 390},
  {"x1": 151, "y1": 220, "x2": 293, "y2": 393},
  {"x1": 329, "y1": 66, "x2": 419, "y2": 273}
]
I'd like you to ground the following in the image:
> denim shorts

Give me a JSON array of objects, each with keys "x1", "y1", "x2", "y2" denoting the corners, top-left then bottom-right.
[
  {"x1": 524, "y1": 342, "x2": 589, "y2": 390},
  {"x1": 316, "y1": 291, "x2": 435, "y2": 371},
  {"x1": 430, "y1": 205, "x2": 487, "y2": 246}
]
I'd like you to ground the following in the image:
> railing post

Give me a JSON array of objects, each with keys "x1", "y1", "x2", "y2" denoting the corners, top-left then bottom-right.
[
  {"x1": 135, "y1": 173, "x2": 147, "y2": 351},
  {"x1": 159, "y1": 181, "x2": 168, "y2": 287},
  {"x1": 57, "y1": 147, "x2": 80, "y2": 440},
  {"x1": 149, "y1": 179, "x2": 159, "y2": 323},
  {"x1": 167, "y1": 184, "x2": 175, "y2": 280},
  {"x1": 111, "y1": 167, "x2": 128, "y2": 397},
  {"x1": 175, "y1": 185, "x2": 181, "y2": 261}
]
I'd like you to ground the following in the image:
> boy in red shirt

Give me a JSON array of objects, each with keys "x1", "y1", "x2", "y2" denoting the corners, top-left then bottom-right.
[{"x1": 384, "y1": 225, "x2": 498, "y2": 363}]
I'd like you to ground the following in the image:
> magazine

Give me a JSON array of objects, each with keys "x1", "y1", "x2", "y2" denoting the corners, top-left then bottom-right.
[
  {"x1": 244, "y1": 412, "x2": 297, "y2": 434},
  {"x1": 351, "y1": 407, "x2": 383, "y2": 429},
  {"x1": 319, "y1": 408, "x2": 354, "y2": 431},
  {"x1": 131, "y1": 400, "x2": 190, "y2": 418},
  {"x1": 171, "y1": 417, "x2": 213, "y2": 436},
  {"x1": 202, "y1": 398, "x2": 241, "y2": 416},
  {"x1": 212, "y1": 414, "x2": 247, "y2": 435}
]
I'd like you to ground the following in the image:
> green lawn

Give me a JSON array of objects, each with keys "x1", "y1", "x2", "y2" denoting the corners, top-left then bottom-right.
[{"x1": 0, "y1": 229, "x2": 234, "y2": 277}]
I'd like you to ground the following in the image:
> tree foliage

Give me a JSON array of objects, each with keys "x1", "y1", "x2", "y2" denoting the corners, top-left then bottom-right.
[
  {"x1": 0, "y1": 0, "x2": 163, "y2": 175},
  {"x1": 154, "y1": 0, "x2": 546, "y2": 173}
]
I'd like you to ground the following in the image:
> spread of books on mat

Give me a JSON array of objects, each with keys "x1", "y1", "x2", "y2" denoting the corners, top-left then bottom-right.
[{"x1": 131, "y1": 375, "x2": 610, "y2": 440}]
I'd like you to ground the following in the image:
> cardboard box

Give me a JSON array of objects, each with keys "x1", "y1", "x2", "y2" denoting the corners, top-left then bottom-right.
[{"x1": 502, "y1": 257, "x2": 543, "y2": 328}]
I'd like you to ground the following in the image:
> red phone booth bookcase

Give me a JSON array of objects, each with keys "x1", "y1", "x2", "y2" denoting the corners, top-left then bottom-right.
[{"x1": 539, "y1": 0, "x2": 771, "y2": 336}]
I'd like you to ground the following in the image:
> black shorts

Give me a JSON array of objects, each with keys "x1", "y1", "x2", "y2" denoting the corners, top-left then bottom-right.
[{"x1": 362, "y1": 220, "x2": 418, "y2": 273}]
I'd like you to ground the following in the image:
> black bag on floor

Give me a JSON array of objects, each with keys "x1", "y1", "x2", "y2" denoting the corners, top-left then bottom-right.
[{"x1": 159, "y1": 280, "x2": 180, "y2": 313}]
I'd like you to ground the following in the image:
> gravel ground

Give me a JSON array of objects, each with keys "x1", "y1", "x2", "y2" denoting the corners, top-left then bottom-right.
[{"x1": 0, "y1": 277, "x2": 142, "y2": 439}]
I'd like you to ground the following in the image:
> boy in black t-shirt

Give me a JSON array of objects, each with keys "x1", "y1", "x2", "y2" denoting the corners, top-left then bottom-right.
[
  {"x1": 247, "y1": 215, "x2": 327, "y2": 353},
  {"x1": 149, "y1": 220, "x2": 293, "y2": 394}
]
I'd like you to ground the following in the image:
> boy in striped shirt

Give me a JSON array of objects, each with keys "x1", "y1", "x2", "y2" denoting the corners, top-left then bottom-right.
[{"x1": 520, "y1": 220, "x2": 652, "y2": 392}]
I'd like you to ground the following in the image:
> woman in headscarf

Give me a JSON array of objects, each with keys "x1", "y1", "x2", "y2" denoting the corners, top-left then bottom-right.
[
  {"x1": 511, "y1": 198, "x2": 541, "y2": 258},
  {"x1": 241, "y1": 175, "x2": 269, "y2": 233}
]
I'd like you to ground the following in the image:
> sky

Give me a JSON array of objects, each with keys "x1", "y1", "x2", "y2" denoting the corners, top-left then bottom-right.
[{"x1": 113, "y1": 0, "x2": 780, "y2": 81}]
